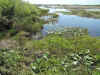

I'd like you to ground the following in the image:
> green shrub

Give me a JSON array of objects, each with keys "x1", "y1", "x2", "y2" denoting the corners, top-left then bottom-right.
[
  {"x1": 0, "y1": 48, "x2": 23, "y2": 75},
  {"x1": 0, "y1": 0, "x2": 47, "y2": 37}
]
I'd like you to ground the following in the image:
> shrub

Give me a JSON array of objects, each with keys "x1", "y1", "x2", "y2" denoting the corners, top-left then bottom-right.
[{"x1": 0, "y1": 0, "x2": 47, "y2": 37}]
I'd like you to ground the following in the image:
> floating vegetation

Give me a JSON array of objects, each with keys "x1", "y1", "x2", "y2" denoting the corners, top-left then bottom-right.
[{"x1": 45, "y1": 27, "x2": 88, "y2": 37}]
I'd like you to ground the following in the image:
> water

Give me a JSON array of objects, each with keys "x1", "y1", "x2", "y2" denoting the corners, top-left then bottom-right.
[
  {"x1": 48, "y1": 8, "x2": 70, "y2": 13},
  {"x1": 43, "y1": 8, "x2": 100, "y2": 36}
]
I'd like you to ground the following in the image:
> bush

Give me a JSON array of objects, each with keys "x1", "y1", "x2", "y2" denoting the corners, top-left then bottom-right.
[{"x1": 0, "y1": 0, "x2": 47, "y2": 38}]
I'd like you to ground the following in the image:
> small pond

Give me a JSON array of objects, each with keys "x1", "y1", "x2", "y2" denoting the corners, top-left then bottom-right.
[{"x1": 42, "y1": 8, "x2": 100, "y2": 36}]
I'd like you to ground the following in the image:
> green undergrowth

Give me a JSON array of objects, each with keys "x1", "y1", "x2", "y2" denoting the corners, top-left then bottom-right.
[
  {"x1": 1, "y1": 33, "x2": 100, "y2": 75},
  {"x1": 0, "y1": 34, "x2": 100, "y2": 75}
]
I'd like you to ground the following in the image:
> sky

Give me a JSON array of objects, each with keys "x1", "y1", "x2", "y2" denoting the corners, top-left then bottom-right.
[{"x1": 24, "y1": 0, "x2": 100, "y2": 5}]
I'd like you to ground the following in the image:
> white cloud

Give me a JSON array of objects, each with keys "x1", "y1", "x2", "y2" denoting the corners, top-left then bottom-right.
[{"x1": 24, "y1": 0, "x2": 100, "y2": 5}]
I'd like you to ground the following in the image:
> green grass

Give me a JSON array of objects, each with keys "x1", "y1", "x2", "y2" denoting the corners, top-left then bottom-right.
[{"x1": 63, "y1": 9, "x2": 100, "y2": 18}]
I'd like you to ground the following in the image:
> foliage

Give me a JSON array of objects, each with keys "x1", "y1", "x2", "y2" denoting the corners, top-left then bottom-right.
[
  {"x1": 0, "y1": 0, "x2": 48, "y2": 38},
  {"x1": 0, "y1": 48, "x2": 22, "y2": 75},
  {"x1": 52, "y1": 13, "x2": 59, "y2": 18},
  {"x1": 31, "y1": 50, "x2": 100, "y2": 75},
  {"x1": 25, "y1": 34, "x2": 100, "y2": 56},
  {"x1": 0, "y1": 48, "x2": 35, "y2": 75},
  {"x1": 0, "y1": 34, "x2": 100, "y2": 75}
]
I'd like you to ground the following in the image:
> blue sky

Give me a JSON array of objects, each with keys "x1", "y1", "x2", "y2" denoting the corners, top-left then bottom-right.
[{"x1": 24, "y1": 0, "x2": 100, "y2": 5}]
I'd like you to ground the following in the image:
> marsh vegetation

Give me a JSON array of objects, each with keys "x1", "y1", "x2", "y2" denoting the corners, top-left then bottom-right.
[
  {"x1": 63, "y1": 9, "x2": 100, "y2": 18},
  {"x1": 0, "y1": 0, "x2": 100, "y2": 75}
]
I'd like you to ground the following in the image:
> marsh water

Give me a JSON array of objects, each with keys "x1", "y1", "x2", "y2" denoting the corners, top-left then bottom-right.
[{"x1": 42, "y1": 8, "x2": 100, "y2": 36}]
